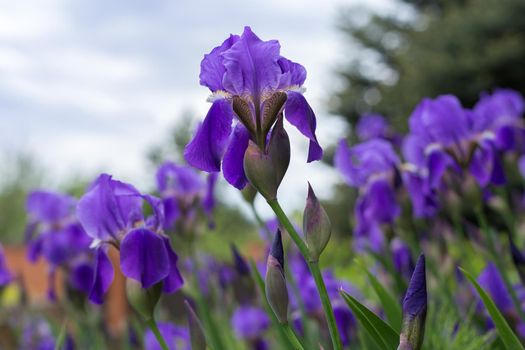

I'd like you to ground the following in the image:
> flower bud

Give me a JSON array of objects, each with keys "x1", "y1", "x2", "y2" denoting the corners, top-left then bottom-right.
[
  {"x1": 244, "y1": 141, "x2": 279, "y2": 200},
  {"x1": 265, "y1": 230, "x2": 289, "y2": 324},
  {"x1": 126, "y1": 279, "x2": 162, "y2": 321},
  {"x1": 398, "y1": 254, "x2": 427, "y2": 350},
  {"x1": 243, "y1": 118, "x2": 290, "y2": 201},
  {"x1": 241, "y1": 184, "x2": 258, "y2": 204},
  {"x1": 267, "y1": 116, "x2": 291, "y2": 186},
  {"x1": 231, "y1": 244, "x2": 255, "y2": 303},
  {"x1": 185, "y1": 300, "x2": 207, "y2": 350},
  {"x1": 303, "y1": 183, "x2": 331, "y2": 262}
]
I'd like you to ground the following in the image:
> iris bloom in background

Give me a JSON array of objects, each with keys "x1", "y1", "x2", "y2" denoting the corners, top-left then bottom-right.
[
  {"x1": 144, "y1": 322, "x2": 190, "y2": 350},
  {"x1": 184, "y1": 26, "x2": 322, "y2": 189},
  {"x1": 0, "y1": 244, "x2": 13, "y2": 287},
  {"x1": 231, "y1": 305, "x2": 270, "y2": 350},
  {"x1": 77, "y1": 174, "x2": 183, "y2": 304},
  {"x1": 156, "y1": 161, "x2": 217, "y2": 231},
  {"x1": 335, "y1": 138, "x2": 400, "y2": 252},
  {"x1": 25, "y1": 190, "x2": 93, "y2": 299}
]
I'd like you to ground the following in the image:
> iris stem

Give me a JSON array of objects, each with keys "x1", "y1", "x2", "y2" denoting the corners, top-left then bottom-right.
[
  {"x1": 282, "y1": 323, "x2": 306, "y2": 350},
  {"x1": 145, "y1": 318, "x2": 169, "y2": 350},
  {"x1": 267, "y1": 199, "x2": 343, "y2": 350}
]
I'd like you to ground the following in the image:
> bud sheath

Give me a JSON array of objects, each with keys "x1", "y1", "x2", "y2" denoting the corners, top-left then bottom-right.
[
  {"x1": 303, "y1": 183, "x2": 331, "y2": 261},
  {"x1": 265, "y1": 230, "x2": 289, "y2": 324}
]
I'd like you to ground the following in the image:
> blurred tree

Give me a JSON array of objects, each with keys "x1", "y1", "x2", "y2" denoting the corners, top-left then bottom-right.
[{"x1": 333, "y1": 0, "x2": 525, "y2": 130}]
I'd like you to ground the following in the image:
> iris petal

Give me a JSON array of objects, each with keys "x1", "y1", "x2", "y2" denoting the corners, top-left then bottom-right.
[
  {"x1": 284, "y1": 91, "x2": 323, "y2": 162},
  {"x1": 120, "y1": 229, "x2": 170, "y2": 289},
  {"x1": 89, "y1": 248, "x2": 114, "y2": 304},
  {"x1": 222, "y1": 124, "x2": 250, "y2": 189},
  {"x1": 184, "y1": 99, "x2": 234, "y2": 172}
]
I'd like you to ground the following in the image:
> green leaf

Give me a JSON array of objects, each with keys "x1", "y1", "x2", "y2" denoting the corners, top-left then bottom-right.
[
  {"x1": 54, "y1": 320, "x2": 67, "y2": 350},
  {"x1": 356, "y1": 259, "x2": 402, "y2": 332},
  {"x1": 340, "y1": 290, "x2": 399, "y2": 350},
  {"x1": 460, "y1": 267, "x2": 524, "y2": 350}
]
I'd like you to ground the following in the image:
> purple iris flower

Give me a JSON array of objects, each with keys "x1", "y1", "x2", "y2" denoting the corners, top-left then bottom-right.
[
  {"x1": 77, "y1": 174, "x2": 183, "y2": 304},
  {"x1": 477, "y1": 262, "x2": 513, "y2": 314},
  {"x1": 471, "y1": 89, "x2": 525, "y2": 152},
  {"x1": 156, "y1": 161, "x2": 217, "y2": 230},
  {"x1": 19, "y1": 318, "x2": 74, "y2": 350},
  {"x1": 356, "y1": 113, "x2": 389, "y2": 141},
  {"x1": 391, "y1": 238, "x2": 414, "y2": 280},
  {"x1": 144, "y1": 322, "x2": 190, "y2": 350},
  {"x1": 184, "y1": 26, "x2": 323, "y2": 189},
  {"x1": 231, "y1": 305, "x2": 270, "y2": 340},
  {"x1": 335, "y1": 138, "x2": 400, "y2": 252},
  {"x1": 0, "y1": 244, "x2": 13, "y2": 286},
  {"x1": 25, "y1": 190, "x2": 93, "y2": 299}
]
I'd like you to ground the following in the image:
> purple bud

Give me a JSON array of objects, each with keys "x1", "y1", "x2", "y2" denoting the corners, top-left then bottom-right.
[
  {"x1": 399, "y1": 254, "x2": 427, "y2": 350},
  {"x1": 266, "y1": 230, "x2": 288, "y2": 323},
  {"x1": 231, "y1": 244, "x2": 250, "y2": 276},
  {"x1": 185, "y1": 300, "x2": 207, "y2": 350},
  {"x1": 303, "y1": 183, "x2": 331, "y2": 261}
]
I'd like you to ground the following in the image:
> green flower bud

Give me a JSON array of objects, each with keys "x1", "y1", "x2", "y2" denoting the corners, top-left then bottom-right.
[
  {"x1": 126, "y1": 279, "x2": 162, "y2": 321},
  {"x1": 265, "y1": 230, "x2": 289, "y2": 324},
  {"x1": 243, "y1": 117, "x2": 290, "y2": 201},
  {"x1": 303, "y1": 183, "x2": 331, "y2": 262},
  {"x1": 185, "y1": 300, "x2": 207, "y2": 350}
]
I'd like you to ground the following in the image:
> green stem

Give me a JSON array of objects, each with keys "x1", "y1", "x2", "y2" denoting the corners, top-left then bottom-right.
[
  {"x1": 282, "y1": 323, "x2": 306, "y2": 350},
  {"x1": 267, "y1": 199, "x2": 343, "y2": 350},
  {"x1": 145, "y1": 318, "x2": 169, "y2": 350},
  {"x1": 475, "y1": 207, "x2": 525, "y2": 323}
]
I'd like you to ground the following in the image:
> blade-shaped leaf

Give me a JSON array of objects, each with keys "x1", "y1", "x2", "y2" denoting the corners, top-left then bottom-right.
[
  {"x1": 460, "y1": 267, "x2": 524, "y2": 350},
  {"x1": 54, "y1": 320, "x2": 67, "y2": 350},
  {"x1": 340, "y1": 290, "x2": 399, "y2": 350},
  {"x1": 356, "y1": 259, "x2": 402, "y2": 332}
]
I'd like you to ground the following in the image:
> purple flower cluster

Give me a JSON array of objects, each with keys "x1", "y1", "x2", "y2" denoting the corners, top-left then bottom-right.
[
  {"x1": 184, "y1": 26, "x2": 322, "y2": 189},
  {"x1": 336, "y1": 89, "x2": 525, "y2": 252},
  {"x1": 25, "y1": 190, "x2": 93, "y2": 299},
  {"x1": 156, "y1": 161, "x2": 217, "y2": 230}
]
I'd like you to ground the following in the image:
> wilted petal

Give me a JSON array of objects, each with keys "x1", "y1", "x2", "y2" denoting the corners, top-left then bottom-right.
[
  {"x1": 222, "y1": 26, "x2": 281, "y2": 96},
  {"x1": 89, "y1": 248, "x2": 114, "y2": 304},
  {"x1": 161, "y1": 237, "x2": 184, "y2": 293},
  {"x1": 184, "y1": 100, "x2": 234, "y2": 172},
  {"x1": 285, "y1": 91, "x2": 323, "y2": 162},
  {"x1": 120, "y1": 229, "x2": 170, "y2": 289},
  {"x1": 200, "y1": 34, "x2": 239, "y2": 92},
  {"x1": 222, "y1": 123, "x2": 250, "y2": 189}
]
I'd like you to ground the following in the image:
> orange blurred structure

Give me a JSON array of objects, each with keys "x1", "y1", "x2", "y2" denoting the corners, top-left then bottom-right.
[{"x1": 3, "y1": 245, "x2": 128, "y2": 336}]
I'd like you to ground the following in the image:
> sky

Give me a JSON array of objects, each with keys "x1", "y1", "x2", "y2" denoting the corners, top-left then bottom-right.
[{"x1": 0, "y1": 0, "x2": 399, "y2": 215}]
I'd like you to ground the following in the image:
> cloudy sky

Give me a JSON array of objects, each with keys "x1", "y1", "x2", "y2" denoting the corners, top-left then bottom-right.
[{"x1": 0, "y1": 0, "x2": 399, "y2": 214}]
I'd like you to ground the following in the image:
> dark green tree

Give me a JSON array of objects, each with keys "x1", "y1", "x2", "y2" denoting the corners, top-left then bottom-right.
[{"x1": 333, "y1": 0, "x2": 525, "y2": 130}]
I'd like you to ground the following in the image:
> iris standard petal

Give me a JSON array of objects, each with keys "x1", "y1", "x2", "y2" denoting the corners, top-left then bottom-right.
[
  {"x1": 222, "y1": 26, "x2": 281, "y2": 96},
  {"x1": 77, "y1": 174, "x2": 142, "y2": 241},
  {"x1": 26, "y1": 190, "x2": 75, "y2": 223},
  {"x1": 222, "y1": 123, "x2": 250, "y2": 189},
  {"x1": 277, "y1": 57, "x2": 306, "y2": 89},
  {"x1": 120, "y1": 229, "x2": 170, "y2": 289},
  {"x1": 89, "y1": 248, "x2": 114, "y2": 304},
  {"x1": 285, "y1": 91, "x2": 323, "y2": 162},
  {"x1": 184, "y1": 99, "x2": 234, "y2": 172},
  {"x1": 156, "y1": 162, "x2": 205, "y2": 196},
  {"x1": 200, "y1": 34, "x2": 239, "y2": 92}
]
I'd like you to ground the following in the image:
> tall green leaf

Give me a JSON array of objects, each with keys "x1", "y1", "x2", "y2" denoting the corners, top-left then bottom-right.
[
  {"x1": 340, "y1": 290, "x2": 399, "y2": 350},
  {"x1": 356, "y1": 259, "x2": 402, "y2": 332},
  {"x1": 54, "y1": 321, "x2": 67, "y2": 350},
  {"x1": 460, "y1": 267, "x2": 524, "y2": 350}
]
